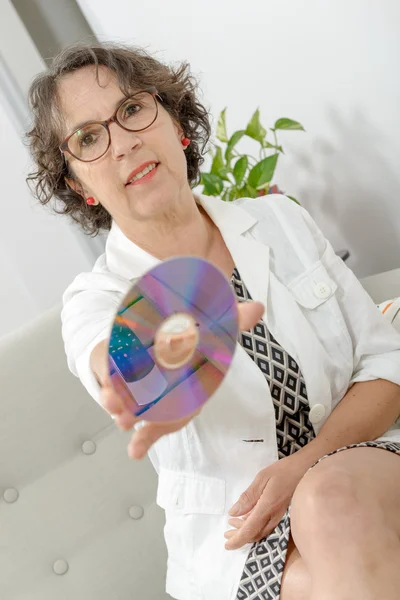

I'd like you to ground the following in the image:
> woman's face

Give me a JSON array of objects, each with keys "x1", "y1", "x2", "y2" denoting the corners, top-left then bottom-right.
[{"x1": 58, "y1": 65, "x2": 190, "y2": 224}]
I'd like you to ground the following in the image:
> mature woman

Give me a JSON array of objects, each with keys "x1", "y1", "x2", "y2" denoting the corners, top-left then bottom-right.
[{"x1": 26, "y1": 42, "x2": 400, "y2": 600}]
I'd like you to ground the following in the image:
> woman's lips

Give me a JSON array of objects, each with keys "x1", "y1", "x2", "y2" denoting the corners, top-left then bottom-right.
[{"x1": 126, "y1": 163, "x2": 159, "y2": 186}]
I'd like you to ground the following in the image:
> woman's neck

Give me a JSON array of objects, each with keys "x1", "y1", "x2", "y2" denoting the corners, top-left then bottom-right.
[{"x1": 117, "y1": 193, "x2": 217, "y2": 261}]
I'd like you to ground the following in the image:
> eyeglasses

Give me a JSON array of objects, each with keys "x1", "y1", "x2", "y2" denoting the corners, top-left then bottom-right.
[{"x1": 59, "y1": 87, "x2": 160, "y2": 163}]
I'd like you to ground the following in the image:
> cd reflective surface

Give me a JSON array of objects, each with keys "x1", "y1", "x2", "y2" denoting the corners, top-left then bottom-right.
[{"x1": 107, "y1": 256, "x2": 238, "y2": 421}]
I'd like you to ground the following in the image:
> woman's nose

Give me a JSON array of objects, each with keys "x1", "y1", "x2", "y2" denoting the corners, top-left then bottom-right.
[{"x1": 109, "y1": 121, "x2": 142, "y2": 160}]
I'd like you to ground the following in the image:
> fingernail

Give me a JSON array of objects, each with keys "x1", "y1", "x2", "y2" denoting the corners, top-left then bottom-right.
[{"x1": 229, "y1": 503, "x2": 241, "y2": 516}]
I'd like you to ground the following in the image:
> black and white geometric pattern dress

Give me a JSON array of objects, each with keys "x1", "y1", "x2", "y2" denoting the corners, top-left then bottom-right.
[{"x1": 231, "y1": 267, "x2": 400, "y2": 600}]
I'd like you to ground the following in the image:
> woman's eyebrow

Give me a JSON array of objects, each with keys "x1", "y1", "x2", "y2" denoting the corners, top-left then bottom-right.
[{"x1": 70, "y1": 95, "x2": 127, "y2": 131}]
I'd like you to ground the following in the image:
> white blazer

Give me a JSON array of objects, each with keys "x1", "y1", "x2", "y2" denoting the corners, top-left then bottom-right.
[{"x1": 62, "y1": 194, "x2": 400, "y2": 600}]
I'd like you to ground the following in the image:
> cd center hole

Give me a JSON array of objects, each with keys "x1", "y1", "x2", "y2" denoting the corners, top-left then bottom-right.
[{"x1": 154, "y1": 313, "x2": 199, "y2": 370}]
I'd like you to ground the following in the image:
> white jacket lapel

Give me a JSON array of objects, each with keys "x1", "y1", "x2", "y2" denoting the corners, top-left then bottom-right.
[
  {"x1": 199, "y1": 195, "x2": 270, "y2": 309},
  {"x1": 105, "y1": 194, "x2": 270, "y2": 312}
]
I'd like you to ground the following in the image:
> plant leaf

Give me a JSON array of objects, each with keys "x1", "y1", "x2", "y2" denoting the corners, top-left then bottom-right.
[
  {"x1": 286, "y1": 195, "x2": 301, "y2": 205},
  {"x1": 225, "y1": 130, "x2": 245, "y2": 164},
  {"x1": 245, "y1": 109, "x2": 267, "y2": 143},
  {"x1": 264, "y1": 141, "x2": 284, "y2": 153},
  {"x1": 274, "y1": 118, "x2": 304, "y2": 131},
  {"x1": 219, "y1": 168, "x2": 231, "y2": 182},
  {"x1": 244, "y1": 183, "x2": 258, "y2": 198},
  {"x1": 222, "y1": 188, "x2": 231, "y2": 202},
  {"x1": 233, "y1": 156, "x2": 248, "y2": 186},
  {"x1": 223, "y1": 187, "x2": 241, "y2": 202},
  {"x1": 216, "y1": 108, "x2": 228, "y2": 142},
  {"x1": 210, "y1": 146, "x2": 224, "y2": 174},
  {"x1": 247, "y1": 154, "x2": 279, "y2": 189},
  {"x1": 211, "y1": 147, "x2": 230, "y2": 181},
  {"x1": 235, "y1": 186, "x2": 247, "y2": 199},
  {"x1": 201, "y1": 173, "x2": 224, "y2": 196}
]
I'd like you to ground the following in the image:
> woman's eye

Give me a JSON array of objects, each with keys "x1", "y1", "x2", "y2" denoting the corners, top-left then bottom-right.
[
  {"x1": 123, "y1": 103, "x2": 141, "y2": 118},
  {"x1": 79, "y1": 132, "x2": 97, "y2": 147}
]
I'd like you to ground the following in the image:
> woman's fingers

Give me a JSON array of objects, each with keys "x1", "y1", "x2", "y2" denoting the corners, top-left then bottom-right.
[
  {"x1": 224, "y1": 515, "x2": 249, "y2": 540},
  {"x1": 228, "y1": 517, "x2": 247, "y2": 529},
  {"x1": 238, "y1": 301, "x2": 264, "y2": 332},
  {"x1": 127, "y1": 411, "x2": 198, "y2": 459},
  {"x1": 225, "y1": 495, "x2": 275, "y2": 550},
  {"x1": 115, "y1": 411, "x2": 138, "y2": 430},
  {"x1": 225, "y1": 517, "x2": 277, "y2": 544},
  {"x1": 101, "y1": 383, "x2": 139, "y2": 429},
  {"x1": 101, "y1": 384, "x2": 125, "y2": 415}
]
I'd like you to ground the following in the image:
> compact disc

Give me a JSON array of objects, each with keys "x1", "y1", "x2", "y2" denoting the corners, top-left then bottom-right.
[{"x1": 107, "y1": 256, "x2": 238, "y2": 422}]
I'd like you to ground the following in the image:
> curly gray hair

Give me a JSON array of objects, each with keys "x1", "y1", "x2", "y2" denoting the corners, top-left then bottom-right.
[{"x1": 26, "y1": 41, "x2": 211, "y2": 236}]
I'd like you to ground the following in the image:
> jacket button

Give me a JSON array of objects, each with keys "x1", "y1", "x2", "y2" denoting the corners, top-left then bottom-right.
[
  {"x1": 309, "y1": 404, "x2": 326, "y2": 424},
  {"x1": 314, "y1": 282, "x2": 331, "y2": 299}
]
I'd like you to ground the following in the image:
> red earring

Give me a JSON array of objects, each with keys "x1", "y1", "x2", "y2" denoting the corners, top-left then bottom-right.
[
  {"x1": 182, "y1": 137, "x2": 190, "y2": 148},
  {"x1": 86, "y1": 197, "x2": 96, "y2": 206}
]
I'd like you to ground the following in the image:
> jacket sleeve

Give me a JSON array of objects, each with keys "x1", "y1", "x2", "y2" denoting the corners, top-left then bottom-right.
[
  {"x1": 61, "y1": 269, "x2": 130, "y2": 405},
  {"x1": 295, "y1": 199, "x2": 400, "y2": 390}
]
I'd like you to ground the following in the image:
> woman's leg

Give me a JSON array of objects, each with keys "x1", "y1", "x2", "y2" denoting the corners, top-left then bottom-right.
[
  {"x1": 280, "y1": 534, "x2": 311, "y2": 600},
  {"x1": 289, "y1": 447, "x2": 400, "y2": 600}
]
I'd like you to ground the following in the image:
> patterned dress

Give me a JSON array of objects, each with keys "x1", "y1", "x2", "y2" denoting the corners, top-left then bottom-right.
[{"x1": 231, "y1": 267, "x2": 400, "y2": 600}]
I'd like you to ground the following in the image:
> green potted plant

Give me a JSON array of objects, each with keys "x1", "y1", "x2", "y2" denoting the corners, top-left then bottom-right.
[
  {"x1": 200, "y1": 109, "x2": 351, "y2": 262},
  {"x1": 200, "y1": 107, "x2": 304, "y2": 203}
]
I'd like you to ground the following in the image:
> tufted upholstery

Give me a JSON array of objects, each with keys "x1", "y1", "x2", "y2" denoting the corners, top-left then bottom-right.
[
  {"x1": 0, "y1": 305, "x2": 169, "y2": 600},
  {"x1": 0, "y1": 268, "x2": 399, "y2": 599}
]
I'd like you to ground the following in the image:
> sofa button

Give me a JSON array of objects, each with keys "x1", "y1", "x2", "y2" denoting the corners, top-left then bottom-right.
[
  {"x1": 53, "y1": 559, "x2": 69, "y2": 575},
  {"x1": 3, "y1": 488, "x2": 19, "y2": 503},
  {"x1": 129, "y1": 505, "x2": 144, "y2": 520},
  {"x1": 81, "y1": 440, "x2": 96, "y2": 455}
]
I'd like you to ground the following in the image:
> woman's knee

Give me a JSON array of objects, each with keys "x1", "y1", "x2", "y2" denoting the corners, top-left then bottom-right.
[{"x1": 290, "y1": 462, "x2": 373, "y2": 542}]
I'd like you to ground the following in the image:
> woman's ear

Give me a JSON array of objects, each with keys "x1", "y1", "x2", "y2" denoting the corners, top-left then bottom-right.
[
  {"x1": 65, "y1": 177, "x2": 99, "y2": 206},
  {"x1": 172, "y1": 118, "x2": 184, "y2": 140},
  {"x1": 65, "y1": 177, "x2": 84, "y2": 197}
]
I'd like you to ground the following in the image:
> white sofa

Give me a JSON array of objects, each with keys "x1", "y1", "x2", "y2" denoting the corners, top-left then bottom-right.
[
  {"x1": 0, "y1": 307, "x2": 168, "y2": 600},
  {"x1": 0, "y1": 268, "x2": 399, "y2": 600}
]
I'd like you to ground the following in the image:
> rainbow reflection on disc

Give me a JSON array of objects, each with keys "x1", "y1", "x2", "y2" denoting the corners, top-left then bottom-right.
[{"x1": 107, "y1": 256, "x2": 239, "y2": 422}]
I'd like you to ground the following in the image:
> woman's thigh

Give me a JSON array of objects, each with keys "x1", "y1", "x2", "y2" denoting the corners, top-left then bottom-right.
[
  {"x1": 280, "y1": 535, "x2": 310, "y2": 600},
  {"x1": 280, "y1": 447, "x2": 400, "y2": 597}
]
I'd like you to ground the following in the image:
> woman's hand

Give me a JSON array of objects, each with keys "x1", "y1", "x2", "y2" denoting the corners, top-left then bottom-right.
[
  {"x1": 101, "y1": 300, "x2": 264, "y2": 459},
  {"x1": 224, "y1": 453, "x2": 309, "y2": 550}
]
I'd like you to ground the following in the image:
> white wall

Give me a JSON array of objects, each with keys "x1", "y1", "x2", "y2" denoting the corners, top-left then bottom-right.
[
  {"x1": 0, "y1": 0, "x2": 97, "y2": 337},
  {"x1": 77, "y1": 0, "x2": 400, "y2": 278},
  {"x1": 0, "y1": 95, "x2": 96, "y2": 337}
]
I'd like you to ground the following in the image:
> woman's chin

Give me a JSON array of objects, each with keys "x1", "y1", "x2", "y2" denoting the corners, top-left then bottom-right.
[
  {"x1": 127, "y1": 190, "x2": 169, "y2": 219},
  {"x1": 127, "y1": 183, "x2": 178, "y2": 218}
]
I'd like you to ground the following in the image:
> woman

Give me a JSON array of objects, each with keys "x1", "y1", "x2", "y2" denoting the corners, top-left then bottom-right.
[{"x1": 26, "y1": 42, "x2": 400, "y2": 600}]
